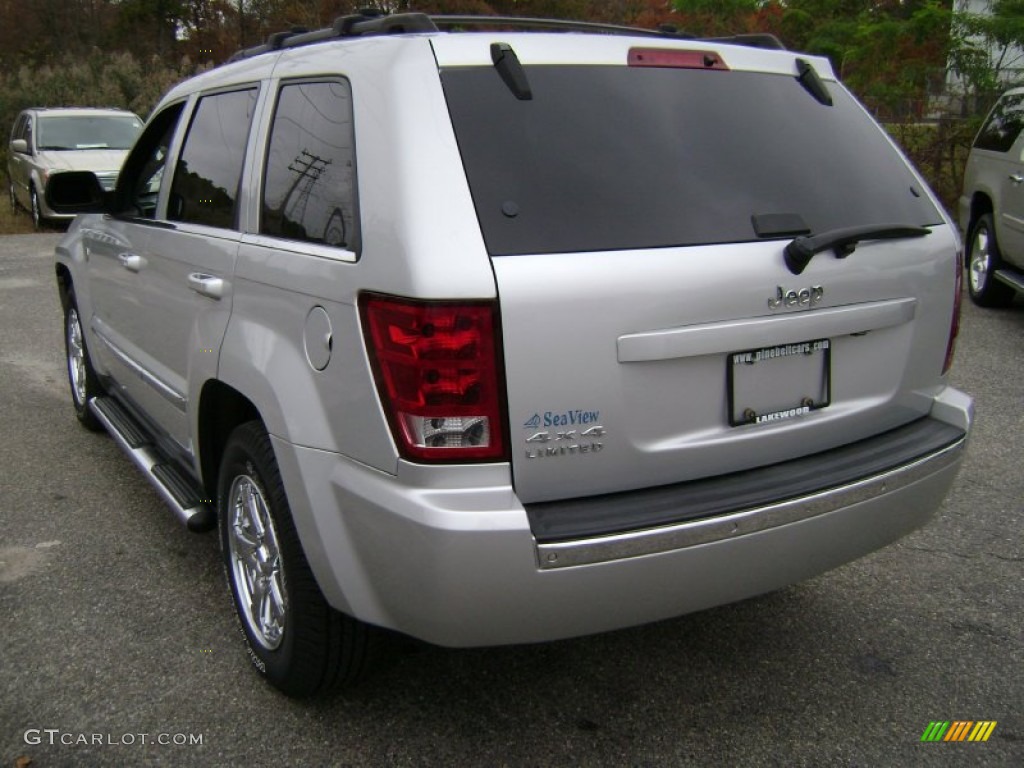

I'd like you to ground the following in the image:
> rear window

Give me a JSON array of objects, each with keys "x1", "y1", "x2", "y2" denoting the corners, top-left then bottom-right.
[{"x1": 441, "y1": 64, "x2": 942, "y2": 256}]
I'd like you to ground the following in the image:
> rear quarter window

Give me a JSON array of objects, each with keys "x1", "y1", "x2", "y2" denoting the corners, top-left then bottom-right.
[
  {"x1": 261, "y1": 79, "x2": 359, "y2": 252},
  {"x1": 974, "y1": 93, "x2": 1024, "y2": 153}
]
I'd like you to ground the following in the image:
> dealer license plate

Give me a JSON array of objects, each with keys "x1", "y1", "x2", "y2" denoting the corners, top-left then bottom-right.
[{"x1": 727, "y1": 339, "x2": 831, "y2": 426}]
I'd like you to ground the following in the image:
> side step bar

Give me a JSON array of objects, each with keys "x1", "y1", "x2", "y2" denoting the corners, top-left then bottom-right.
[
  {"x1": 994, "y1": 268, "x2": 1024, "y2": 294},
  {"x1": 89, "y1": 396, "x2": 215, "y2": 532}
]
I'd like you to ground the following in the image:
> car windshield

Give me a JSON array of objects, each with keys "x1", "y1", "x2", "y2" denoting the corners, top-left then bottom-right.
[
  {"x1": 441, "y1": 64, "x2": 944, "y2": 256},
  {"x1": 36, "y1": 114, "x2": 142, "y2": 151}
]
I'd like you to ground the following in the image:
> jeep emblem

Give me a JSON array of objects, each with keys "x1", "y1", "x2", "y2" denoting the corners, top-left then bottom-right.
[{"x1": 767, "y1": 285, "x2": 824, "y2": 310}]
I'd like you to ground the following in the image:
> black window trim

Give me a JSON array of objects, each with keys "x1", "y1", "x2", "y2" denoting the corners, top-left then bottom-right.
[{"x1": 258, "y1": 74, "x2": 362, "y2": 259}]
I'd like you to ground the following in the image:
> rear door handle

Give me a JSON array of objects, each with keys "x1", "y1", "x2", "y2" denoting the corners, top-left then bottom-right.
[
  {"x1": 118, "y1": 252, "x2": 145, "y2": 272},
  {"x1": 1010, "y1": 173, "x2": 1024, "y2": 185},
  {"x1": 187, "y1": 273, "x2": 225, "y2": 299}
]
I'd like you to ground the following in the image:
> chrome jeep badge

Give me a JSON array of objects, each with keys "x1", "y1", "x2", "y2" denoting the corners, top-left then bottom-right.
[{"x1": 768, "y1": 284, "x2": 824, "y2": 310}]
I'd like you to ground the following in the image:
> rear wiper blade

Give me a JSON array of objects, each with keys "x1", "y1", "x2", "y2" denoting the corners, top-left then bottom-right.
[{"x1": 783, "y1": 223, "x2": 931, "y2": 275}]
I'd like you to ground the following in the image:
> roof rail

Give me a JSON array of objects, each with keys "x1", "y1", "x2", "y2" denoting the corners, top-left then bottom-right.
[
  {"x1": 225, "y1": 11, "x2": 785, "y2": 65},
  {"x1": 431, "y1": 15, "x2": 691, "y2": 40},
  {"x1": 435, "y1": 18, "x2": 786, "y2": 49},
  {"x1": 227, "y1": 10, "x2": 438, "y2": 63},
  {"x1": 703, "y1": 33, "x2": 786, "y2": 51}
]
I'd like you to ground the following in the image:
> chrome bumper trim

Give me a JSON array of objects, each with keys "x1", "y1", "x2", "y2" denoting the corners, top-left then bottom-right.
[{"x1": 535, "y1": 437, "x2": 965, "y2": 569}]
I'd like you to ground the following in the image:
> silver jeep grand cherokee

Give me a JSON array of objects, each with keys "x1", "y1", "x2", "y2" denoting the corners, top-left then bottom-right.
[{"x1": 50, "y1": 12, "x2": 972, "y2": 697}]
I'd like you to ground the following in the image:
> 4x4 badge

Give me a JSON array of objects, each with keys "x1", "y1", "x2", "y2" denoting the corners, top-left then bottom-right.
[
  {"x1": 768, "y1": 284, "x2": 824, "y2": 310},
  {"x1": 524, "y1": 426, "x2": 606, "y2": 460}
]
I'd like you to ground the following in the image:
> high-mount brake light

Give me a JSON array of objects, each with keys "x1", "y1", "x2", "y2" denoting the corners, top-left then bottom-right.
[
  {"x1": 360, "y1": 293, "x2": 508, "y2": 463},
  {"x1": 628, "y1": 48, "x2": 728, "y2": 70},
  {"x1": 943, "y1": 247, "x2": 964, "y2": 374}
]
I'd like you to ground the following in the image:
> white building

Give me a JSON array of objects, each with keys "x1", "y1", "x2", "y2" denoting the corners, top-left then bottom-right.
[{"x1": 948, "y1": 0, "x2": 1024, "y2": 97}]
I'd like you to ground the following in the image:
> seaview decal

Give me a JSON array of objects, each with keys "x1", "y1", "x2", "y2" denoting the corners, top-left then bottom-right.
[
  {"x1": 522, "y1": 409, "x2": 601, "y2": 429},
  {"x1": 522, "y1": 410, "x2": 606, "y2": 459}
]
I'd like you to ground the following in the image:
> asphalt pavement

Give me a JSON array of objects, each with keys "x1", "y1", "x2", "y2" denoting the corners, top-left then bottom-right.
[{"x1": 1, "y1": 233, "x2": 1021, "y2": 767}]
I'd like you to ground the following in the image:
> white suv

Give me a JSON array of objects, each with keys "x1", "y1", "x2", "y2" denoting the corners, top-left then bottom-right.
[{"x1": 49, "y1": 12, "x2": 972, "y2": 697}]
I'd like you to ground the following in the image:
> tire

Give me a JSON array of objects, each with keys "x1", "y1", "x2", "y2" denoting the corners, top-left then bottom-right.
[
  {"x1": 966, "y1": 213, "x2": 1015, "y2": 308},
  {"x1": 64, "y1": 288, "x2": 104, "y2": 431},
  {"x1": 218, "y1": 421, "x2": 372, "y2": 697},
  {"x1": 30, "y1": 185, "x2": 42, "y2": 230}
]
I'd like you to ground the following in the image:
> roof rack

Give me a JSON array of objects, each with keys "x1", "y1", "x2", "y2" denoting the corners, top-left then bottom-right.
[
  {"x1": 227, "y1": 10, "x2": 438, "y2": 63},
  {"x1": 226, "y1": 10, "x2": 784, "y2": 65},
  {"x1": 431, "y1": 15, "x2": 691, "y2": 40}
]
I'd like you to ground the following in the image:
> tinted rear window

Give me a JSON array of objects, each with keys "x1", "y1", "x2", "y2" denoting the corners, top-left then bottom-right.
[{"x1": 441, "y1": 65, "x2": 941, "y2": 256}]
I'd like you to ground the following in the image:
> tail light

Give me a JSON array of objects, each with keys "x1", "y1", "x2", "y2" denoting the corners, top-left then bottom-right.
[
  {"x1": 942, "y1": 247, "x2": 963, "y2": 375},
  {"x1": 359, "y1": 293, "x2": 509, "y2": 463},
  {"x1": 628, "y1": 48, "x2": 728, "y2": 70}
]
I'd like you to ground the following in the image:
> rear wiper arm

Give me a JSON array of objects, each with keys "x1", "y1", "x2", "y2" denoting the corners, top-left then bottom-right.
[{"x1": 783, "y1": 223, "x2": 931, "y2": 275}]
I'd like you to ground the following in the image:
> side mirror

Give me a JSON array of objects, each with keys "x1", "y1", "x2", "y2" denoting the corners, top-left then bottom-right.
[
  {"x1": 11, "y1": 138, "x2": 29, "y2": 154},
  {"x1": 45, "y1": 171, "x2": 111, "y2": 215}
]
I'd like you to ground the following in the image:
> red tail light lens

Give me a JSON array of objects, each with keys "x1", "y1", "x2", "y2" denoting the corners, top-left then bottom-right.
[
  {"x1": 360, "y1": 293, "x2": 508, "y2": 463},
  {"x1": 943, "y1": 247, "x2": 963, "y2": 375}
]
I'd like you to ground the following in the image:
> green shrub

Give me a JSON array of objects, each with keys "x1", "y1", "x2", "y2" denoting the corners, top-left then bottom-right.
[{"x1": 885, "y1": 120, "x2": 979, "y2": 217}]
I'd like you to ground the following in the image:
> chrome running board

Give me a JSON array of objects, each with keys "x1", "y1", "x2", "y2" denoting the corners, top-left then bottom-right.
[
  {"x1": 994, "y1": 268, "x2": 1024, "y2": 293},
  {"x1": 89, "y1": 396, "x2": 215, "y2": 532}
]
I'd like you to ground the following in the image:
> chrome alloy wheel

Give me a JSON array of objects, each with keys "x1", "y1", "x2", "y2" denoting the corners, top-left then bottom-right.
[
  {"x1": 227, "y1": 475, "x2": 287, "y2": 650},
  {"x1": 66, "y1": 308, "x2": 88, "y2": 407},
  {"x1": 969, "y1": 226, "x2": 992, "y2": 295},
  {"x1": 30, "y1": 188, "x2": 41, "y2": 229}
]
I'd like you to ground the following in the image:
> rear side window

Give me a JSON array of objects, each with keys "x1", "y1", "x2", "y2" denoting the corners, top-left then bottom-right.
[
  {"x1": 261, "y1": 79, "x2": 359, "y2": 251},
  {"x1": 169, "y1": 88, "x2": 257, "y2": 229},
  {"x1": 974, "y1": 93, "x2": 1024, "y2": 152},
  {"x1": 442, "y1": 65, "x2": 942, "y2": 256},
  {"x1": 11, "y1": 114, "x2": 26, "y2": 142}
]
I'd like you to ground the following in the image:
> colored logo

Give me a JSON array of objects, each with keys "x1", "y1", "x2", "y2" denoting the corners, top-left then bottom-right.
[
  {"x1": 522, "y1": 413, "x2": 541, "y2": 429},
  {"x1": 921, "y1": 721, "x2": 997, "y2": 742}
]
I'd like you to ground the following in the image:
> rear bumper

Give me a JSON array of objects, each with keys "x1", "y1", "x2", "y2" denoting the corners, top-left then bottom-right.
[{"x1": 276, "y1": 389, "x2": 971, "y2": 647}]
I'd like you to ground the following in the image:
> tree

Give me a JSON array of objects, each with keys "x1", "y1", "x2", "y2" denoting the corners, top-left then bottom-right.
[{"x1": 949, "y1": 0, "x2": 1024, "y2": 105}]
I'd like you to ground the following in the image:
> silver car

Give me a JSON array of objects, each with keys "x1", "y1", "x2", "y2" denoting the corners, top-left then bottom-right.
[
  {"x1": 49, "y1": 12, "x2": 972, "y2": 697},
  {"x1": 8, "y1": 107, "x2": 142, "y2": 228},
  {"x1": 959, "y1": 86, "x2": 1024, "y2": 306}
]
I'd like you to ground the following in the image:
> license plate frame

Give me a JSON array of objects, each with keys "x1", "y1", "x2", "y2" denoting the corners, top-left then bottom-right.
[{"x1": 727, "y1": 338, "x2": 831, "y2": 427}]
